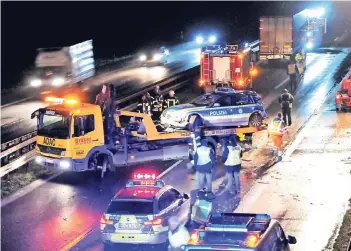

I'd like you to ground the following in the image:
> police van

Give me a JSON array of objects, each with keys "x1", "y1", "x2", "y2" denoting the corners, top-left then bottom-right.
[
  {"x1": 161, "y1": 87, "x2": 267, "y2": 130},
  {"x1": 183, "y1": 213, "x2": 297, "y2": 251},
  {"x1": 100, "y1": 172, "x2": 190, "y2": 248}
]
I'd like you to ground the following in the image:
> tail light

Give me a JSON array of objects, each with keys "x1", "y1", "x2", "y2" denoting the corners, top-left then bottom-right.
[
  {"x1": 245, "y1": 233, "x2": 260, "y2": 248},
  {"x1": 100, "y1": 215, "x2": 113, "y2": 225},
  {"x1": 144, "y1": 217, "x2": 163, "y2": 226},
  {"x1": 188, "y1": 231, "x2": 200, "y2": 244},
  {"x1": 199, "y1": 79, "x2": 205, "y2": 86}
]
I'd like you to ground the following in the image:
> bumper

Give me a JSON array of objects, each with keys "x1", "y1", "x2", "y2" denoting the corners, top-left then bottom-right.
[
  {"x1": 160, "y1": 115, "x2": 188, "y2": 129},
  {"x1": 101, "y1": 231, "x2": 168, "y2": 245},
  {"x1": 34, "y1": 155, "x2": 85, "y2": 172}
]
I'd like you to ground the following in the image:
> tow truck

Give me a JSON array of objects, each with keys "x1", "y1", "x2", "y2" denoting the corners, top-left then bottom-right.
[
  {"x1": 336, "y1": 75, "x2": 351, "y2": 111},
  {"x1": 199, "y1": 44, "x2": 256, "y2": 91},
  {"x1": 31, "y1": 85, "x2": 265, "y2": 178}
]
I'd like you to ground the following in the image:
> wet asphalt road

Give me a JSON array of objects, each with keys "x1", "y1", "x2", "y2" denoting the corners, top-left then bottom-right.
[
  {"x1": 1, "y1": 47, "x2": 350, "y2": 251},
  {"x1": 0, "y1": 44, "x2": 201, "y2": 144}
]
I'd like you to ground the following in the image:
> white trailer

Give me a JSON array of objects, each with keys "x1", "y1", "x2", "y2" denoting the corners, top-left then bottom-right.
[{"x1": 30, "y1": 40, "x2": 95, "y2": 88}]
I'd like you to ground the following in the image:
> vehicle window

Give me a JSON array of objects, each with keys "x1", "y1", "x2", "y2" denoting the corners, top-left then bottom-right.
[
  {"x1": 234, "y1": 93, "x2": 252, "y2": 106},
  {"x1": 106, "y1": 200, "x2": 154, "y2": 215},
  {"x1": 169, "y1": 189, "x2": 182, "y2": 203},
  {"x1": 216, "y1": 96, "x2": 232, "y2": 107},
  {"x1": 202, "y1": 231, "x2": 247, "y2": 245},
  {"x1": 262, "y1": 229, "x2": 279, "y2": 251},
  {"x1": 158, "y1": 191, "x2": 174, "y2": 211},
  {"x1": 38, "y1": 113, "x2": 71, "y2": 139},
  {"x1": 252, "y1": 94, "x2": 263, "y2": 105},
  {"x1": 74, "y1": 115, "x2": 95, "y2": 136},
  {"x1": 191, "y1": 94, "x2": 219, "y2": 106}
]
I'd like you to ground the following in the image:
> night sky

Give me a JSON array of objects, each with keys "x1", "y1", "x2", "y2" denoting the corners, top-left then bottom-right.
[{"x1": 0, "y1": 1, "x2": 339, "y2": 89}]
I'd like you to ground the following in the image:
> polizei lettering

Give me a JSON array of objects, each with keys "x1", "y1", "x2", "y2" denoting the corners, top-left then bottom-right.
[
  {"x1": 43, "y1": 137, "x2": 55, "y2": 146},
  {"x1": 209, "y1": 110, "x2": 227, "y2": 116}
]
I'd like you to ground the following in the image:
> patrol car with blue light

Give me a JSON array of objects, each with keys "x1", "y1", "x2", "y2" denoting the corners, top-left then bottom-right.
[
  {"x1": 183, "y1": 213, "x2": 297, "y2": 251},
  {"x1": 100, "y1": 172, "x2": 190, "y2": 248},
  {"x1": 160, "y1": 87, "x2": 267, "y2": 130},
  {"x1": 138, "y1": 46, "x2": 169, "y2": 66}
]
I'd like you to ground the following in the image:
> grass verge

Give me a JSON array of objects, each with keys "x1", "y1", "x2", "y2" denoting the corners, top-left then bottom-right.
[
  {"x1": 332, "y1": 198, "x2": 351, "y2": 251},
  {"x1": 1, "y1": 163, "x2": 56, "y2": 199}
]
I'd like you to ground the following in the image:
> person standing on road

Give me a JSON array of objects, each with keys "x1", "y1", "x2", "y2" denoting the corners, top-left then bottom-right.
[
  {"x1": 136, "y1": 94, "x2": 151, "y2": 115},
  {"x1": 167, "y1": 216, "x2": 190, "y2": 251},
  {"x1": 152, "y1": 85, "x2": 164, "y2": 120},
  {"x1": 287, "y1": 59, "x2": 298, "y2": 93},
  {"x1": 267, "y1": 112, "x2": 288, "y2": 162},
  {"x1": 194, "y1": 139, "x2": 216, "y2": 194},
  {"x1": 220, "y1": 137, "x2": 243, "y2": 195},
  {"x1": 163, "y1": 90, "x2": 179, "y2": 110},
  {"x1": 278, "y1": 89, "x2": 294, "y2": 126}
]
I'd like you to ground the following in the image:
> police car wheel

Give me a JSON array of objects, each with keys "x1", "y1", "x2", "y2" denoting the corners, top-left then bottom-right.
[
  {"x1": 188, "y1": 115, "x2": 202, "y2": 132},
  {"x1": 249, "y1": 113, "x2": 263, "y2": 127}
]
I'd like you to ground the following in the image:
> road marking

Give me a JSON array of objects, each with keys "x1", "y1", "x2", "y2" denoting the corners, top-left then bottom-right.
[
  {"x1": 274, "y1": 77, "x2": 289, "y2": 90},
  {"x1": 59, "y1": 228, "x2": 94, "y2": 251},
  {"x1": 1, "y1": 96, "x2": 35, "y2": 108},
  {"x1": 1, "y1": 171, "x2": 63, "y2": 208},
  {"x1": 157, "y1": 160, "x2": 183, "y2": 179}
]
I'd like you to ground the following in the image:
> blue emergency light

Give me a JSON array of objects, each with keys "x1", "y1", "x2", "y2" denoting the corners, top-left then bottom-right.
[{"x1": 215, "y1": 87, "x2": 236, "y2": 94}]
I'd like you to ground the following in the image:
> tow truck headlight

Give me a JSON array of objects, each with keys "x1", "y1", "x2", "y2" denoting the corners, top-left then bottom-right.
[
  {"x1": 31, "y1": 79, "x2": 42, "y2": 87},
  {"x1": 35, "y1": 156, "x2": 43, "y2": 164},
  {"x1": 153, "y1": 53, "x2": 163, "y2": 61},
  {"x1": 52, "y1": 78, "x2": 65, "y2": 86},
  {"x1": 60, "y1": 151, "x2": 66, "y2": 157},
  {"x1": 139, "y1": 55, "x2": 147, "y2": 61},
  {"x1": 59, "y1": 160, "x2": 70, "y2": 169}
]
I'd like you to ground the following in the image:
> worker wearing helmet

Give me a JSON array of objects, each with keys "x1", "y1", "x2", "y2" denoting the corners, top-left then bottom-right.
[
  {"x1": 168, "y1": 216, "x2": 190, "y2": 251},
  {"x1": 220, "y1": 137, "x2": 243, "y2": 195},
  {"x1": 267, "y1": 112, "x2": 288, "y2": 161},
  {"x1": 163, "y1": 90, "x2": 179, "y2": 110},
  {"x1": 136, "y1": 94, "x2": 151, "y2": 115},
  {"x1": 194, "y1": 139, "x2": 216, "y2": 194},
  {"x1": 278, "y1": 89, "x2": 294, "y2": 126}
]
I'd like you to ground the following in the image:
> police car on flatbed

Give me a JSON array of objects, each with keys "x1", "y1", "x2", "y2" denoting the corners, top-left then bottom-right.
[
  {"x1": 161, "y1": 87, "x2": 267, "y2": 130},
  {"x1": 100, "y1": 172, "x2": 190, "y2": 247},
  {"x1": 183, "y1": 213, "x2": 297, "y2": 251}
]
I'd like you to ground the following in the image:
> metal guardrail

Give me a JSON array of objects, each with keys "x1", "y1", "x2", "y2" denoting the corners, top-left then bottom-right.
[{"x1": 0, "y1": 66, "x2": 199, "y2": 178}]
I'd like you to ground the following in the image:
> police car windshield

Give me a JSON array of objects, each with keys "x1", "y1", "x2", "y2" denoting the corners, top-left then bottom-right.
[
  {"x1": 107, "y1": 200, "x2": 154, "y2": 215},
  {"x1": 191, "y1": 94, "x2": 219, "y2": 106}
]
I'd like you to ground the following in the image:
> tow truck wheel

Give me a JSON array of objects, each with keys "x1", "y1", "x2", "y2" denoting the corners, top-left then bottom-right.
[{"x1": 249, "y1": 113, "x2": 263, "y2": 127}]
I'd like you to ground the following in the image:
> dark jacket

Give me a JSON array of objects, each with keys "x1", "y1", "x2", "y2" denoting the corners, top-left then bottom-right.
[
  {"x1": 152, "y1": 91, "x2": 164, "y2": 112},
  {"x1": 222, "y1": 141, "x2": 242, "y2": 173},
  {"x1": 194, "y1": 140, "x2": 216, "y2": 173},
  {"x1": 137, "y1": 100, "x2": 151, "y2": 114},
  {"x1": 163, "y1": 95, "x2": 180, "y2": 109},
  {"x1": 279, "y1": 93, "x2": 294, "y2": 109}
]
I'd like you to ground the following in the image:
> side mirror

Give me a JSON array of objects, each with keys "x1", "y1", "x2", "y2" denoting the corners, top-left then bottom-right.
[
  {"x1": 213, "y1": 103, "x2": 220, "y2": 107},
  {"x1": 31, "y1": 113, "x2": 36, "y2": 119},
  {"x1": 183, "y1": 193, "x2": 189, "y2": 200},
  {"x1": 287, "y1": 235, "x2": 297, "y2": 244}
]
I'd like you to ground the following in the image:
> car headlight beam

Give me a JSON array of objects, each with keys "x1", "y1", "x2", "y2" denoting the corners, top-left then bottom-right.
[
  {"x1": 31, "y1": 79, "x2": 42, "y2": 87},
  {"x1": 153, "y1": 53, "x2": 163, "y2": 61},
  {"x1": 52, "y1": 78, "x2": 65, "y2": 86},
  {"x1": 139, "y1": 55, "x2": 147, "y2": 61}
]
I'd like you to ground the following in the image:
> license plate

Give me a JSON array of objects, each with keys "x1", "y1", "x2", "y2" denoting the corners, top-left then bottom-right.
[
  {"x1": 111, "y1": 234, "x2": 143, "y2": 242},
  {"x1": 119, "y1": 223, "x2": 141, "y2": 229}
]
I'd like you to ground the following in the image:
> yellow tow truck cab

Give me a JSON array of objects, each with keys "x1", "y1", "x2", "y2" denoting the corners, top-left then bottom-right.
[{"x1": 31, "y1": 97, "x2": 264, "y2": 177}]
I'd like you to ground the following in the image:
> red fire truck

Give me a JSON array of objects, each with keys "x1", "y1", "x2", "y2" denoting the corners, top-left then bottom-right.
[
  {"x1": 199, "y1": 45, "x2": 254, "y2": 91},
  {"x1": 336, "y1": 75, "x2": 351, "y2": 112}
]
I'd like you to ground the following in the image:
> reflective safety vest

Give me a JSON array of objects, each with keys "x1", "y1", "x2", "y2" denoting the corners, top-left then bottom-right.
[
  {"x1": 168, "y1": 226, "x2": 190, "y2": 248},
  {"x1": 295, "y1": 53, "x2": 302, "y2": 63},
  {"x1": 196, "y1": 146, "x2": 212, "y2": 165},
  {"x1": 268, "y1": 119, "x2": 287, "y2": 136},
  {"x1": 224, "y1": 146, "x2": 241, "y2": 166},
  {"x1": 288, "y1": 64, "x2": 296, "y2": 75}
]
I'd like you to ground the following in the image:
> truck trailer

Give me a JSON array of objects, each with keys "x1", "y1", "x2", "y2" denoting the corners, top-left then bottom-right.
[{"x1": 30, "y1": 40, "x2": 95, "y2": 89}]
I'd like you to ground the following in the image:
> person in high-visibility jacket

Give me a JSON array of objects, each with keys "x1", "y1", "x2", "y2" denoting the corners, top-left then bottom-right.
[
  {"x1": 168, "y1": 216, "x2": 190, "y2": 251},
  {"x1": 295, "y1": 51, "x2": 305, "y2": 75},
  {"x1": 151, "y1": 85, "x2": 164, "y2": 120},
  {"x1": 287, "y1": 59, "x2": 298, "y2": 93},
  {"x1": 163, "y1": 90, "x2": 179, "y2": 110},
  {"x1": 136, "y1": 94, "x2": 151, "y2": 115},
  {"x1": 278, "y1": 89, "x2": 294, "y2": 126},
  {"x1": 194, "y1": 139, "x2": 216, "y2": 193},
  {"x1": 219, "y1": 137, "x2": 243, "y2": 195},
  {"x1": 267, "y1": 112, "x2": 288, "y2": 162}
]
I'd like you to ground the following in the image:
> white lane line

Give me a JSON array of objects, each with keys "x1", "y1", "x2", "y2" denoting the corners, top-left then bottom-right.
[
  {"x1": 1, "y1": 171, "x2": 63, "y2": 208},
  {"x1": 157, "y1": 160, "x2": 184, "y2": 179},
  {"x1": 1, "y1": 96, "x2": 35, "y2": 109},
  {"x1": 274, "y1": 77, "x2": 289, "y2": 90}
]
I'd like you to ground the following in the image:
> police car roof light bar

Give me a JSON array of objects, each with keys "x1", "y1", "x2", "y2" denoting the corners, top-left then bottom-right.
[
  {"x1": 206, "y1": 213, "x2": 271, "y2": 233},
  {"x1": 215, "y1": 87, "x2": 236, "y2": 94}
]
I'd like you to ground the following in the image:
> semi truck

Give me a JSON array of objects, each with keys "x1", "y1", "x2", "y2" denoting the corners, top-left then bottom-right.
[
  {"x1": 259, "y1": 9, "x2": 326, "y2": 60},
  {"x1": 31, "y1": 85, "x2": 265, "y2": 178},
  {"x1": 199, "y1": 45, "x2": 253, "y2": 91},
  {"x1": 30, "y1": 40, "x2": 95, "y2": 89}
]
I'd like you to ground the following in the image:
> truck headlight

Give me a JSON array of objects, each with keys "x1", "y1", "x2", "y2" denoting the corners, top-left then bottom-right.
[
  {"x1": 139, "y1": 55, "x2": 146, "y2": 61},
  {"x1": 60, "y1": 151, "x2": 66, "y2": 157},
  {"x1": 35, "y1": 156, "x2": 43, "y2": 164},
  {"x1": 59, "y1": 160, "x2": 70, "y2": 169},
  {"x1": 153, "y1": 53, "x2": 162, "y2": 61},
  {"x1": 52, "y1": 78, "x2": 65, "y2": 86},
  {"x1": 31, "y1": 79, "x2": 42, "y2": 87}
]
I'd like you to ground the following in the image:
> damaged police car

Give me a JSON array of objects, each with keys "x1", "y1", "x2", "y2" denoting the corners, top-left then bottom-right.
[{"x1": 160, "y1": 88, "x2": 267, "y2": 130}]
